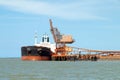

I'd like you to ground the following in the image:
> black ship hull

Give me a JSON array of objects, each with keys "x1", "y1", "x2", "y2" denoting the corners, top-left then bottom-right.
[{"x1": 21, "y1": 46, "x2": 52, "y2": 61}]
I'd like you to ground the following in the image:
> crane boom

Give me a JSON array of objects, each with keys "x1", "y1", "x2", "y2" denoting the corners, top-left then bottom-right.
[
  {"x1": 49, "y1": 19, "x2": 61, "y2": 43},
  {"x1": 49, "y1": 19, "x2": 74, "y2": 44},
  {"x1": 49, "y1": 19, "x2": 56, "y2": 42}
]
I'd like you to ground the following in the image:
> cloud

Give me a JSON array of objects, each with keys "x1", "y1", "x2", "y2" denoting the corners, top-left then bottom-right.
[{"x1": 0, "y1": 0, "x2": 119, "y2": 20}]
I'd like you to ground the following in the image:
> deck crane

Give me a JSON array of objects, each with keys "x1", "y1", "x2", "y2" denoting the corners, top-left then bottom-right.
[{"x1": 49, "y1": 19, "x2": 74, "y2": 55}]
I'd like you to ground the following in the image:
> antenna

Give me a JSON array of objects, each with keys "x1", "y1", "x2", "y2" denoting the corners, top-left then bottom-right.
[{"x1": 34, "y1": 31, "x2": 38, "y2": 44}]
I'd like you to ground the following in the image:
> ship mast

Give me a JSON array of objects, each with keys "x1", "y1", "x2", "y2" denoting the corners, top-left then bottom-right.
[{"x1": 34, "y1": 31, "x2": 38, "y2": 45}]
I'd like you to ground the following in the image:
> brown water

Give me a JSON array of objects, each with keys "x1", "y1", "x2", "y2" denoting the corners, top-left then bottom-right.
[{"x1": 0, "y1": 58, "x2": 120, "y2": 80}]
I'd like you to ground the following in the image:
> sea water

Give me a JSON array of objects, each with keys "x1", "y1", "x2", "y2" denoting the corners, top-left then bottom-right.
[{"x1": 0, "y1": 58, "x2": 120, "y2": 80}]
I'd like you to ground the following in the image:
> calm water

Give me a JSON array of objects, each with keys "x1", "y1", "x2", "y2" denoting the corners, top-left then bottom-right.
[{"x1": 0, "y1": 58, "x2": 120, "y2": 80}]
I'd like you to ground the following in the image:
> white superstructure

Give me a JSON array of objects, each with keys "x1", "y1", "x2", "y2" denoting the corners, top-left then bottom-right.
[{"x1": 34, "y1": 34, "x2": 56, "y2": 52}]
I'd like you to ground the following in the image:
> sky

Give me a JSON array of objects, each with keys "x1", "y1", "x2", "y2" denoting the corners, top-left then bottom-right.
[{"x1": 0, "y1": 0, "x2": 120, "y2": 57}]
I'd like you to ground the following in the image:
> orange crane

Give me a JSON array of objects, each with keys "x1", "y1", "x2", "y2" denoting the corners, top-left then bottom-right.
[
  {"x1": 49, "y1": 19, "x2": 120, "y2": 61},
  {"x1": 49, "y1": 19, "x2": 74, "y2": 55}
]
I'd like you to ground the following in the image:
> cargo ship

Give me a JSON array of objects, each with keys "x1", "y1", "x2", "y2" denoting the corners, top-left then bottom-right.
[{"x1": 21, "y1": 34, "x2": 56, "y2": 61}]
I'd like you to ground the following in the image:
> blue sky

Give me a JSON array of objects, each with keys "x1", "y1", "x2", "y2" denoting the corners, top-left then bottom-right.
[{"x1": 0, "y1": 0, "x2": 120, "y2": 57}]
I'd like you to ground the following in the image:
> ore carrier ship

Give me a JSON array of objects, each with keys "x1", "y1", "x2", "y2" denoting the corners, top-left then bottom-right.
[{"x1": 21, "y1": 34, "x2": 56, "y2": 61}]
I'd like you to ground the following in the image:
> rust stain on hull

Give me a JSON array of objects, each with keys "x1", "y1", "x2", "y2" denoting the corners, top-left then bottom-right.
[{"x1": 22, "y1": 56, "x2": 51, "y2": 61}]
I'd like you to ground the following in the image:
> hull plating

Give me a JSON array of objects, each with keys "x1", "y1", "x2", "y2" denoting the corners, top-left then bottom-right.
[{"x1": 21, "y1": 46, "x2": 52, "y2": 61}]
